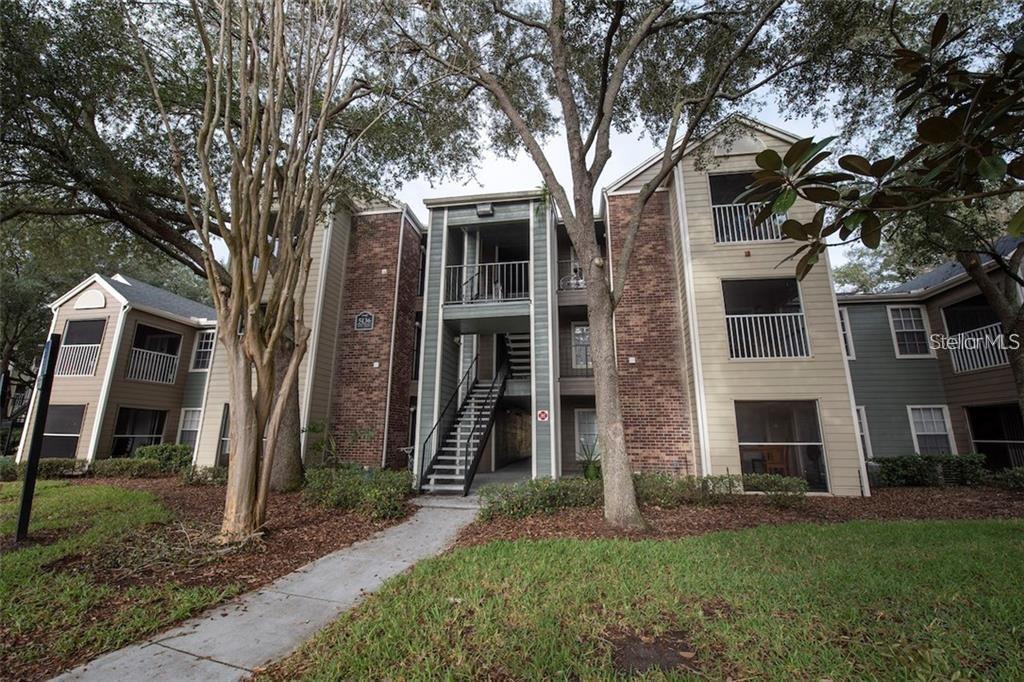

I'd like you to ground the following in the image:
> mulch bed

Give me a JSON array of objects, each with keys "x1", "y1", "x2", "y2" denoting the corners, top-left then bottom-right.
[
  {"x1": 456, "y1": 487, "x2": 1024, "y2": 547},
  {"x1": 65, "y1": 476, "x2": 408, "y2": 592}
]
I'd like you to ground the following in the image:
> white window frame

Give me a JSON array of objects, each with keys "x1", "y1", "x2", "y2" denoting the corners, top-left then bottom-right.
[
  {"x1": 886, "y1": 304, "x2": 935, "y2": 358},
  {"x1": 839, "y1": 307, "x2": 856, "y2": 360},
  {"x1": 574, "y1": 408, "x2": 599, "y2": 461},
  {"x1": 855, "y1": 405, "x2": 873, "y2": 460},
  {"x1": 176, "y1": 407, "x2": 203, "y2": 447},
  {"x1": 111, "y1": 407, "x2": 167, "y2": 455},
  {"x1": 734, "y1": 399, "x2": 831, "y2": 493},
  {"x1": 190, "y1": 330, "x2": 216, "y2": 371},
  {"x1": 907, "y1": 404, "x2": 957, "y2": 455},
  {"x1": 41, "y1": 404, "x2": 87, "y2": 458},
  {"x1": 571, "y1": 322, "x2": 591, "y2": 369}
]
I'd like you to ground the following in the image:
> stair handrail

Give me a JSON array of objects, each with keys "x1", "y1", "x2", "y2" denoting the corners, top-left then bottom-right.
[
  {"x1": 419, "y1": 354, "x2": 478, "y2": 488},
  {"x1": 461, "y1": 362, "x2": 509, "y2": 496}
]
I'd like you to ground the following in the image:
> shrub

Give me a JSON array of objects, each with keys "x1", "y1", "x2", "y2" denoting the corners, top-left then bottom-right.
[
  {"x1": 134, "y1": 443, "x2": 193, "y2": 472},
  {"x1": 181, "y1": 465, "x2": 228, "y2": 486},
  {"x1": 17, "y1": 458, "x2": 86, "y2": 479},
  {"x1": 478, "y1": 478, "x2": 601, "y2": 520},
  {"x1": 987, "y1": 467, "x2": 1024, "y2": 490},
  {"x1": 878, "y1": 454, "x2": 987, "y2": 487},
  {"x1": 304, "y1": 466, "x2": 412, "y2": 519},
  {"x1": 0, "y1": 456, "x2": 16, "y2": 481},
  {"x1": 91, "y1": 457, "x2": 164, "y2": 478},
  {"x1": 741, "y1": 473, "x2": 809, "y2": 508}
]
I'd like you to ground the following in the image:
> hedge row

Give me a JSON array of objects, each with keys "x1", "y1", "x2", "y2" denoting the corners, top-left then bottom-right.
[
  {"x1": 876, "y1": 453, "x2": 987, "y2": 487},
  {"x1": 478, "y1": 472, "x2": 812, "y2": 519},
  {"x1": 304, "y1": 466, "x2": 412, "y2": 519}
]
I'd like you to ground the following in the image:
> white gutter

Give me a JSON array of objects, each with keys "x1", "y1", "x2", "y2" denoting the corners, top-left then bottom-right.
[{"x1": 381, "y1": 210, "x2": 409, "y2": 467}]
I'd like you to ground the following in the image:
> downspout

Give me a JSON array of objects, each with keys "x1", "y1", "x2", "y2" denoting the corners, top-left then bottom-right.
[{"x1": 673, "y1": 165, "x2": 712, "y2": 477}]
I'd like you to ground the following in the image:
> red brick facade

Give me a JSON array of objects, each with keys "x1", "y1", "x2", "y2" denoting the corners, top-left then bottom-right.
[
  {"x1": 606, "y1": 192, "x2": 696, "y2": 475},
  {"x1": 329, "y1": 211, "x2": 420, "y2": 468}
]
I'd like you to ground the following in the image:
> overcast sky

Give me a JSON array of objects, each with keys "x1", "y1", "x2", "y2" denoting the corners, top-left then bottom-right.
[{"x1": 394, "y1": 106, "x2": 851, "y2": 266}]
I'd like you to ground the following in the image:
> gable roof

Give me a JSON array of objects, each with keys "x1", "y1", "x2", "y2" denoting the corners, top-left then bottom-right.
[
  {"x1": 838, "y1": 236, "x2": 1023, "y2": 303},
  {"x1": 50, "y1": 273, "x2": 216, "y2": 325},
  {"x1": 604, "y1": 114, "x2": 803, "y2": 194},
  {"x1": 886, "y1": 236, "x2": 1023, "y2": 294},
  {"x1": 98, "y1": 274, "x2": 216, "y2": 322}
]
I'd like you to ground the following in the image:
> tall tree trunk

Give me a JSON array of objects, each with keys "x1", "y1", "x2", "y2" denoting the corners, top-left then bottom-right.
[
  {"x1": 221, "y1": 342, "x2": 262, "y2": 542},
  {"x1": 586, "y1": 259, "x2": 646, "y2": 530},
  {"x1": 270, "y1": 339, "x2": 303, "y2": 491}
]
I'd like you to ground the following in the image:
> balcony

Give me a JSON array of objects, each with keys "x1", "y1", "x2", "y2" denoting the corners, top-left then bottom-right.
[
  {"x1": 557, "y1": 260, "x2": 586, "y2": 291},
  {"x1": 54, "y1": 344, "x2": 101, "y2": 376},
  {"x1": 444, "y1": 261, "x2": 529, "y2": 304},
  {"x1": 713, "y1": 203, "x2": 785, "y2": 243},
  {"x1": 727, "y1": 313, "x2": 810, "y2": 359},
  {"x1": 126, "y1": 347, "x2": 180, "y2": 384},
  {"x1": 949, "y1": 322, "x2": 1009, "y2": 373}
]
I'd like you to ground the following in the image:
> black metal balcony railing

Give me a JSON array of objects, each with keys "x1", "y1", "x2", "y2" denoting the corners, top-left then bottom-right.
[
  {"x1": 561, "y1": 343, "x2": 593, "y2": 377},
  {"x1": 444, "y1": 261, "x2": 529, "y2": 304}
]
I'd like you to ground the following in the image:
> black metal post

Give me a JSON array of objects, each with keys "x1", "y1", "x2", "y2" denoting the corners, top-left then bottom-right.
[{"x1": 16, "y1": 333, "x2": 61, "y2": 542}]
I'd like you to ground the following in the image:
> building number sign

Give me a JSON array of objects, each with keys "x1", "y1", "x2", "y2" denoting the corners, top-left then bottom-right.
[{"x1": 354, "y1": 311, "x2": 374, "y2": 331}]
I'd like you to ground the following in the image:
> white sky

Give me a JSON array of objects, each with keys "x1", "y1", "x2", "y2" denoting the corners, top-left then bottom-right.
[{"x1": 394, "y1": 106, "x2": 852, "y2": 266}]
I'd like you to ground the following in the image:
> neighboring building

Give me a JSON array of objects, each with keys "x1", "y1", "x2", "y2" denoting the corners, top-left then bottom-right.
[
  {"x1": 18, "y1": 116, "x2": 874, "y2": 497},
  {"x1": 413, "y1": 117, "x2": 868, "y2": 496},
  {"x1": 17, "y1": 202, "x2": 423, "y2": 469},
  {"x1": 839, "y1": 239, "x2": 1023, "y2": 470}
]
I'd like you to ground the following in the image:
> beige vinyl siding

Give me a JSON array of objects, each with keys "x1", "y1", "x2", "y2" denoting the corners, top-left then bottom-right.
[
  {"x1": 666, "y1": 179, "x2": 703, "y2": 473},
  {"x1": 20, "y1": 283, "x2": 123, "y2": 461},
  {"x1": 95, "y1": 310, "x2": 198, "y2": 459},
  {"x1": 679, "y1": 128, "x2": 863, "y2": 495},
  {"x1": 613, "y1": 161, "x2": 666, "y2": 195}
]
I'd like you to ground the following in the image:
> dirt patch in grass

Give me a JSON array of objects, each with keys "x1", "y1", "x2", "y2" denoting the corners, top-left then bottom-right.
[
  {"x1": 605, "y1": 625, "x2": 702, "y2": 675},
  {"x1": 71, "y1": 477, "x2": 408, "y2": 592},
  {"x1": 457, "y1": 486, "x2": 1024, "y2": 546}
]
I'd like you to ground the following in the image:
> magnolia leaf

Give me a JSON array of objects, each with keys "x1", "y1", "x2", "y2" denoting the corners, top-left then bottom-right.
[
  {"x1": 820, "y1": 220, "x2": 843, "y2": 238},
  {"x1": 805, "y1": 172, "x2": 855, "y2": 184},
  {"x1": 784, "y1": 137, "x2": 814, "y2": 167},
  {"x1": 870, "y1": 157, "x2": 896, "y2": 178},
  {"x1": 802, "y1": 186, "x2": 841, "y2": 202},
  {"x1": 1009, "y1": 205, "x2": 1024, "y2": 237},
  {"x1": 781, "y1": 219, "x2": 808, "y2": 241},
  {"x1": 772, "y1": 188, "x2": 798, "y2": 214},
  {"x1": 931, "y1": 13, "x2": 949, "y2": 49},
  {"x1": 917, "y1": 116, "x2": 959, "y2": 143},
  {"x1": 753, "y1": 201, "x2": 775, "y2": 226},
  {"x1": 838, "y1": 155, "x2": 873, "y2": 176},
  {"x1": 861, "y1": 214, "x2": 882, "y2": 249},
  {"x1": 755, "y1": 149, "x2": 782, "y2": 170},
  {"x1": 1008, "y1": 155, "x2": 1024, "y2": 180},
  {"x1": 843, "y1": 212, "x2": 867, "y2": 229},
  {"x1": 978, "y1": 155, "x2": 1007, "y2": 181},
  {"x1": 795, "y1": 247, "x2": 820, "y2": 281}
]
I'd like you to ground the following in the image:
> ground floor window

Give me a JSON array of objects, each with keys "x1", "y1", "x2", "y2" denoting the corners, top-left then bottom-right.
[
  {"x1": 967, "y1": 403, "x2": 1024, "y2": 469},
  {"x1": 908, "y1": 406, "x2": 954, "y2": 455},
  {"x1": 216, "y1": 404, "x2": 230, "y2": 467},
  {"x1": 735, "y1": 400, "x2": 828, "y2": 492},
  {"x1": 41, "y1": 405, "x2": 86, "y2": 458},
  {"x1": 574, "y1": 408, "x2": 599, "y2": 461},
  {"x1": 177, "y1": 408, "x2": 202, "y2": 449},
  {"x1": 111, "y1": 408, "x2": 166, "y2": 457}
]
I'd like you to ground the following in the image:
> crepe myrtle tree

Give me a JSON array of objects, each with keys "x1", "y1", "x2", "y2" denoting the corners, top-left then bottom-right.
[
  {"x1": 133, "y1": 0, "x2": 479, "y2": 540},
  {"x1": 389, "y1": 0, "x2": 922, "y2": 528},
  {"x1": 745, "y1": 15, "x2": 1024, "y2": 423}
]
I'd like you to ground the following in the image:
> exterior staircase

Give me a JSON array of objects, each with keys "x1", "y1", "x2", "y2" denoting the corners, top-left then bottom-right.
[
  {"x1": 421, "y1": 365, "x2": 508, "y2": 494},
  {"x1": 505, "y1": 333, "x2": 531, "y2": 378}
]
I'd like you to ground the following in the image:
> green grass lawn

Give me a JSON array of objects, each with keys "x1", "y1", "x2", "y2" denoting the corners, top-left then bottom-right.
[
  {"x1": 268, "y1": 520, "x2": 1024, "y2": 680},
  {"x1": 0, "y1": 481, "x2": 238, "y2": 677}
]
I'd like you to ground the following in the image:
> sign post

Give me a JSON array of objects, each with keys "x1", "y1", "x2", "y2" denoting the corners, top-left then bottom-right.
[{"x1": 16, "y1": 333, "x2": 61, "y2": 543}]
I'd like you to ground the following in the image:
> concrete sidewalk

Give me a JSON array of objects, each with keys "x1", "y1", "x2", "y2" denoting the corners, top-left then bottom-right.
[{"x1": 55, "y1": 502, "x2": 478, "y2": 681}]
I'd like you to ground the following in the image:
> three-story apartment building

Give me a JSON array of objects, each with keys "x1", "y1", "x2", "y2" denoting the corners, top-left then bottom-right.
[{"x1": 19, "y1": 117, "x2": 871, "y2": 496}]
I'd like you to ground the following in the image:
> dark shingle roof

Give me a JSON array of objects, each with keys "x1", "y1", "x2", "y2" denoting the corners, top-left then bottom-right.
[
  {"x1": 886, "y1": 235, "x2": 1024, "y2": 294},
  {"x1": 99, "y1": 274, "x2": 216, "y2": 322}
]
